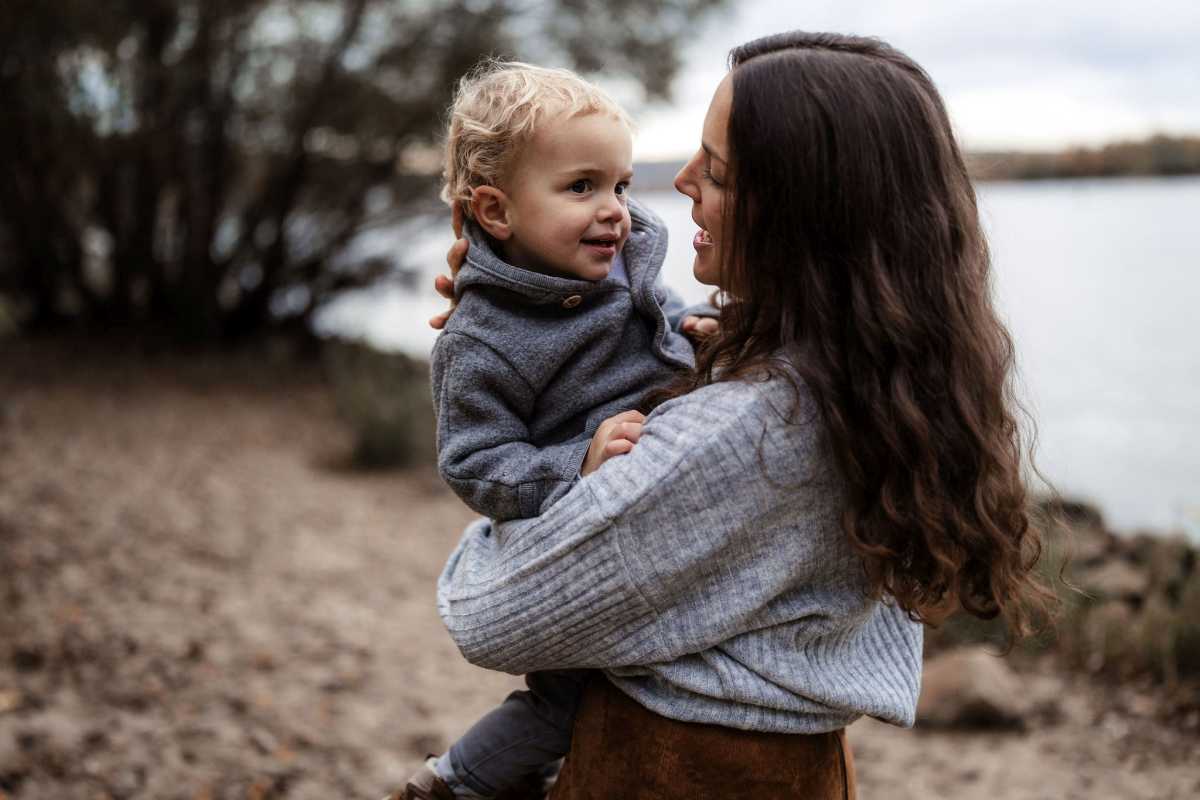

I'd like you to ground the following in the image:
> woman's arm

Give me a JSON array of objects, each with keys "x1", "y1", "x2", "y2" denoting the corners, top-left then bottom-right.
[{"x1": 437, "y1": 377, "x2": 840, "y2": 674}]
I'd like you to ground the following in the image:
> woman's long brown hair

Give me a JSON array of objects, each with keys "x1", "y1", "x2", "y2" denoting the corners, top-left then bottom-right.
[{"x1": 667, "y1": 32, "x2": 1053, "y2": 641}]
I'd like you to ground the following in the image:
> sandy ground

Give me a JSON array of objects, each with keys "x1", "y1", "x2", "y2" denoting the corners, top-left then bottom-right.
[{"x1": 0, "y1": 339, "x2": 1197, "y2": 800}]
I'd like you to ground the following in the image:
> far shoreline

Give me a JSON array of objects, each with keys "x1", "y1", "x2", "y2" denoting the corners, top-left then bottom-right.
[{"x1": 632, "y1": 134, "x2": 1200, "y2": 191}]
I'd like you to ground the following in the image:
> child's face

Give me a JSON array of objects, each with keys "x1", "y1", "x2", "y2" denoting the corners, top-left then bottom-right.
[{"x1": 501, "y1": 112, "x2": 633, "y2": 281}]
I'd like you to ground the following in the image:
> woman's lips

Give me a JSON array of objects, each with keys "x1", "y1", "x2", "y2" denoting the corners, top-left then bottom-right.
[{"x1": 693, "y1": 229, "x2": 713, "y2": 251}]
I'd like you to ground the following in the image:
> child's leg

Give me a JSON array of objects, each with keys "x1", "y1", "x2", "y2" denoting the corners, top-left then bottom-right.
[{"x1": 436, "y1": 669, "x2": 590, "y2": 799}]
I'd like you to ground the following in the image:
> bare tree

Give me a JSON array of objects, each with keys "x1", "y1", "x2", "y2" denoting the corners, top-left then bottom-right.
[{"x1": 0, "y1": 0, "x2": 727, "y2": 344}]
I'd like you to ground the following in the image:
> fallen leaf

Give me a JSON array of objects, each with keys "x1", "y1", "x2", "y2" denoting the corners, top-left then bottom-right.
[{"x1": 0, "y1": 689, "x2": 21, "y2": 714}]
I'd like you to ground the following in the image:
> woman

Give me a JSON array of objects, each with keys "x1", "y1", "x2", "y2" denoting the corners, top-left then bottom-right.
[{"x1": 431, "y1": 31, "x2": 1048, "y2": 798}]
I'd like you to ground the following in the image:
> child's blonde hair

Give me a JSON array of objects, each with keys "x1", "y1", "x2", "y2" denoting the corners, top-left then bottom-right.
[{"x1": 441, "y1": 60, "x2": 633, "y2": 219}]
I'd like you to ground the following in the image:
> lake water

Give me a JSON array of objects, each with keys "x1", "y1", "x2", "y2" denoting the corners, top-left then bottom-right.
[{"x1": 316, "y1": 177, "x2": 1200, "y2": 537}]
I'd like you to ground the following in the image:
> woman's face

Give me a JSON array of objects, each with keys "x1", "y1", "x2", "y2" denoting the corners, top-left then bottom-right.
[{"x1": 674, "y1": 73, "x2": 733, "y2": 289}]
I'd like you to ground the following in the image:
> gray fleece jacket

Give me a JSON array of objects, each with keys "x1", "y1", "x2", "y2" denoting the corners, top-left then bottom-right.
[{"x1": 430, "y1": 198, "x2": 710, "y2": 521}]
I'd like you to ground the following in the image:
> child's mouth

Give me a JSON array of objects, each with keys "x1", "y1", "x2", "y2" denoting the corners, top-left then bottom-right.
[{"x1": 582, "y1": 237, "x2": 618, "y2": 255}]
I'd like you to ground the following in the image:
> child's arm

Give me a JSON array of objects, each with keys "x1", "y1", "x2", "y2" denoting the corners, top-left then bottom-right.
[{"x1": 432, "y1": 330, "x2": 594, "y2": 521}]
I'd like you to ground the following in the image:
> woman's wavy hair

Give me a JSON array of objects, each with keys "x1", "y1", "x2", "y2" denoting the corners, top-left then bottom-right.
[{"x1": 671, "y1": 32, "x2": 1055, "y2": 641}]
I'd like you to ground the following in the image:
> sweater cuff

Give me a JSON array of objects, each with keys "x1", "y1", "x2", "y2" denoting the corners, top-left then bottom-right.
[{"x1": 680, "y1": 302, "x2": 719, "y2": 319}]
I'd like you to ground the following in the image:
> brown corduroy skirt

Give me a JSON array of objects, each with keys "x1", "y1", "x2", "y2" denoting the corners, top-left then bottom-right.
[{"x1": 547, "y1": 677, "x2": 856, "y2": 800}]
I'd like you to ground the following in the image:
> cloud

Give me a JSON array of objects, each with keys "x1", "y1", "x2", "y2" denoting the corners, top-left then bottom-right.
[{"x1": 626, "y1": 0, "x2": 1200, "y2": 159}]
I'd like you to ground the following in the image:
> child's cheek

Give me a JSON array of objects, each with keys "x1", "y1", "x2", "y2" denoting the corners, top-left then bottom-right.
[{"x1": 555, "y1": 220, "x2": 581, "y2": 246}]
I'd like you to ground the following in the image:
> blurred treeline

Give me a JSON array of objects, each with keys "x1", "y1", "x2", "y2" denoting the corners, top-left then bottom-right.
[
  {"x1": 0, "y1": 0, "x2": 726, "y2": 345},
  {"x1": 968, "y1": 134, "x2": 1200, "y2": 181}
]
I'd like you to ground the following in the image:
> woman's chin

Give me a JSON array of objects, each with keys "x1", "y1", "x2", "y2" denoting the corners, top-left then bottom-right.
[{"x1": 692, "y1": 254, "x2": 720, "y2": 287}]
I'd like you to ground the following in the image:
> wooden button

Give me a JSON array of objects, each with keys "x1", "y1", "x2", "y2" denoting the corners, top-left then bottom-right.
[{"x1": 562, "y1": 295, "x2": 583, "y2": 309}]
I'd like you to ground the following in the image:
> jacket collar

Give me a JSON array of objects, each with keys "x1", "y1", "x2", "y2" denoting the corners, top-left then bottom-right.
[{"x1": 454, "y1": 197, "x2": 665, "y2": 306}]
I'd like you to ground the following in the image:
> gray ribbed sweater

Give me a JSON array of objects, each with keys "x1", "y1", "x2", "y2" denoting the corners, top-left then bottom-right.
[{"x1": 437, "y1": 372, "x2": 924, "y2": 734}]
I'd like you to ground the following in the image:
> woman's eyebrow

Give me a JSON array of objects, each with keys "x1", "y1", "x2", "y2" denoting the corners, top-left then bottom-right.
[{"x1": 702, "y1": 142, "x2": 727, "y2": 165}]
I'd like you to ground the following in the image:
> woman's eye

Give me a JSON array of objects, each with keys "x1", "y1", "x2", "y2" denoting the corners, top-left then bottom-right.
[
  {"x1": 569, "y1": 180, "x2": 591, "y2": 193},
  {"x1": 701, "y1": 167, "x2": 723, "y2": 188}
]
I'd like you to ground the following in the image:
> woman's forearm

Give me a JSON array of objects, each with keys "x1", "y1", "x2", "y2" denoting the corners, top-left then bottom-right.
[{"x1": 436, "y1": 493, "x2": 668, "y2": 673}]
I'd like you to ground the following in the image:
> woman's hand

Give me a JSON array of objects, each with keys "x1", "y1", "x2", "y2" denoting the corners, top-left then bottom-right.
[
  {"x1": 429, "y1": 205, "x2": 467, "y2": 330},
  {"x1": 581, "y1": 410, "x2": 646, "y2": 476}
]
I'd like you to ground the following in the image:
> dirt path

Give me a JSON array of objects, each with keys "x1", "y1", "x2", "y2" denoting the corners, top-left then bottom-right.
[{"x1": 0, "y1": 340, "x2": 1196, "y2": 799}]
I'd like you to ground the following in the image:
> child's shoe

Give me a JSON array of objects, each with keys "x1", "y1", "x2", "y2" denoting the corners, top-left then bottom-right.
[
  {"x1": 382, "y1": 756, "x2": 550, "y2": 800},
  {"x1": 382, "y1": 757, "x2": 455, "y2": 800}
]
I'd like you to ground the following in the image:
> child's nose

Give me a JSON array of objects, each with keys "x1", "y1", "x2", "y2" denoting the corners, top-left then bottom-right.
[{"x1": 596, "y1": 195, "x2": 624, "y2": 221}]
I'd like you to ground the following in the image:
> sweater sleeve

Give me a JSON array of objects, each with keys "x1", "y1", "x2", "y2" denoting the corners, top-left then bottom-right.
[
  {"x1": 656, "y1": 282, "x2": 720, "y2": 333},
  {"x1": 431, "y1": 331, "x2": 592, "y2": 521},
  {"x1": 436, "y1": 379, "x2": 835, "y2": 674}
]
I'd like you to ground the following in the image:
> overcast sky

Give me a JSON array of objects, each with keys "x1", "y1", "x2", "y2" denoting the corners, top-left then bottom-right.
[{"x1": 620, "y1": 0, "x2": 1200, "y2": 160}]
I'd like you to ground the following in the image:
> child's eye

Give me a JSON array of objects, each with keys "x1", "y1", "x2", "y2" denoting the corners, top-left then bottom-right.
[
  {"x1": 569, "y1": 179, "x2": 592, "y2": 193},
  {"x1": 615, "y1": 182, "x2": 629, "y2": 196}
]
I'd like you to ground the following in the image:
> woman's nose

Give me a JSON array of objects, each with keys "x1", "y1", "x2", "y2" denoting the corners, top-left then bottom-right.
[{"x1": 674, "y1": 153, "x2": 700, "y2": 200}]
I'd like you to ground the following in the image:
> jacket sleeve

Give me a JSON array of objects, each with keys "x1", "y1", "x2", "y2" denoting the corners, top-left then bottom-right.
[
  {"x1": 431, "y1": 331, "x2": 592, "y2": 521},
  {"x1": 436, "y1": 381, "x2": 836, "y2": 673},
  {"x1": 656, "y1": 281, "x2": 720, "y2": 333}
]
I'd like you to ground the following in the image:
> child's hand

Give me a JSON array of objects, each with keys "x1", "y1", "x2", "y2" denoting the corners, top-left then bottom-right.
[
  {"x1": 581, "y1": 410, "x2": 646, "y2": 476},
  {"x1": 430, "y1": 205, "x2": 467, "y2": 330},
  {"x1": 681, "y1": 315, "x2": 719, "y2": 342}
]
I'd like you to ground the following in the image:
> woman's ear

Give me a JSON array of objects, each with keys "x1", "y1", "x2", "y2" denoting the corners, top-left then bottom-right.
[{"x1": 470, "y1": 186, "x2": 512, "y2": 240}]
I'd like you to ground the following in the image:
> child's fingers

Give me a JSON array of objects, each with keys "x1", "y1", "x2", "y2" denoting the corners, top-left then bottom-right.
[
  {"x1": 603, "y1": 439, "x2": 635, "y2": 458},
  {"x1": 428, "y1": 311, "x2": 451, "y2": 330},
  {"x1": 605, "y1": 409, "x2": 646, "y2": 427},
  {"x1": 611, "y1": 421, "x2": 643, "y2": 444}
]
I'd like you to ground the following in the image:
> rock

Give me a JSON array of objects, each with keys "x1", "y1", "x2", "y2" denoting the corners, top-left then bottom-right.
[
  {"x1": 1142, "y1": 535, "x2": 1196, "y2": 598},
  {"x1": 1077, "y1": 559, "x2": 1145, "y2": 603},
  {"x1": 1065, "y1": 522, "x2": 1114, "y2": 565},
  {"x1": 917, "y1": 646, "x2": 1030, "y2": 729},
  {"x1": 1080, "y1": 601, "x2": 1138, "y2": 673},
  {"x1": 1038, "y1": 498, "x2": 1105, "y2": 531}
]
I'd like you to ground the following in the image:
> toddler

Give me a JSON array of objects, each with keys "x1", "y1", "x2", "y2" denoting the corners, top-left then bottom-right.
[{"x1": 390, "y1": 62, "x2": 714, "y2": 800}]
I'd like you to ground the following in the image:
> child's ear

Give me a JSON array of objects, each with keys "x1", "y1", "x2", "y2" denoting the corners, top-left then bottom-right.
[{"x1": 470, "y1": 186, "x2": 512, "y2": 240}]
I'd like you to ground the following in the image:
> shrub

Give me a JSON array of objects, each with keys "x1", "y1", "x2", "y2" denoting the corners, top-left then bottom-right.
[{"x1": 322, "y1": 338, "x2": 436, "y2": 468}]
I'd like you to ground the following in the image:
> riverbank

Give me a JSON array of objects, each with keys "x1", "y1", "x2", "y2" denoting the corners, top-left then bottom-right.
[
  {"x1": 628, "y1": 135, "x2": 1200, "y2": 191},
  {"x1": 1, "y1": 339, "x2": 1197, "y2": 799}
]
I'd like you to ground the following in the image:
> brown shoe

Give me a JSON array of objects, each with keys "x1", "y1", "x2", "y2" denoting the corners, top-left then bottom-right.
[
  {"x1": 382, "y1": 759, "x2": 455, "y2": 800},
  {"x1": 382, "y1": 758, "x2": 549, "y2": 800}
]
